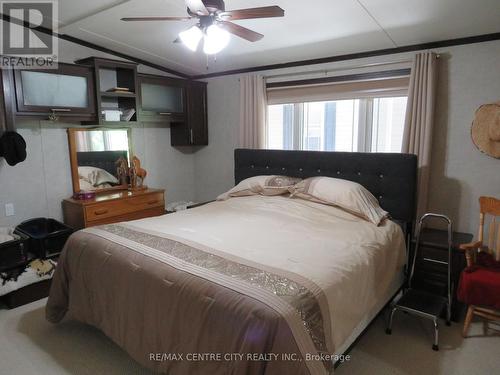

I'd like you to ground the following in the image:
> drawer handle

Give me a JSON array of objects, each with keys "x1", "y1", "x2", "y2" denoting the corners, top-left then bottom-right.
[
  {"x1": 159, "y1": 112, "x2": 172, "y2": 115},
  {"x1": 94, "y1": 209, "x2": 109, "y2": 215},
  {"x1": 51, "y1": 108, "x2": 72, "y2": 112}
]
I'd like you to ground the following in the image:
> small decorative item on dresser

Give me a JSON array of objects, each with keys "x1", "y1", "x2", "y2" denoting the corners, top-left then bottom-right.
[
  {"x1": 115, "y1": 156, "x2": 129, "y2": 186},
  {"x1": 72, "y1": 190, "x2": 96, "y2": 200},
  {"x1": 130, "y1": 155, "x2": 147, "y2": 190}
]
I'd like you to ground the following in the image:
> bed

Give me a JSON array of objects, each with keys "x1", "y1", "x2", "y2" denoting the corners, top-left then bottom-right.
[{"x1": 46, "y1": 149, "x2": 417, "y2": 375}]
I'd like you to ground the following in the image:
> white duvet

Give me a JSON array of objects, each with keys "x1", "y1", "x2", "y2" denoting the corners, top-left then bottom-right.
[{"x1": 127, "y1": 195, "x2": 406, "y2": 351}]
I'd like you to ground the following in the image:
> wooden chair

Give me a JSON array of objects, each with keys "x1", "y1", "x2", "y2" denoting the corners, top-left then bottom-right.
[{"x1": 458, "y1": 196, "x2": 500, "y2": 337}]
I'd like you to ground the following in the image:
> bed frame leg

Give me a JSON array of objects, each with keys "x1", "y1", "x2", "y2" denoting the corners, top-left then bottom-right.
[
  {"x1": 386, "y1": 306, "x2": 397, "y2": 335},
  {"x1": 432, "y1": 318, "x2": 439, "y2": 351}
]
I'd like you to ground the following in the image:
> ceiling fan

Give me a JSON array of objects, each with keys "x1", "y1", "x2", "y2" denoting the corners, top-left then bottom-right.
[{"x1": 121, "y1": 0, "x2": 284, "y2": 54}]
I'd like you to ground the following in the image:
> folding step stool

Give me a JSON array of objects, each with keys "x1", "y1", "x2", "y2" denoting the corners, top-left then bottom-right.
[{"x1": 386, "y1": 213, "x2": 452, "y2": 351}]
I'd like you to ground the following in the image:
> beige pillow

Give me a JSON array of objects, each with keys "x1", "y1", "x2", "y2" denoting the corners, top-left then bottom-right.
[
  {"x1": 217, "y1": 175, "x2": 302, "y2": 201},
  {"x1": 78, "y1": 166, "x2": 119, "y2": 187},
  {"x1": 289, "y1": 176, "x2": 389, "y2": 225}
]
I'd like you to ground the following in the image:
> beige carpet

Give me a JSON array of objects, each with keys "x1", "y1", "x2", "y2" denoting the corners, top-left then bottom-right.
[{"x1": 1, "y1": 299, "x2": 498, "y2": 375}]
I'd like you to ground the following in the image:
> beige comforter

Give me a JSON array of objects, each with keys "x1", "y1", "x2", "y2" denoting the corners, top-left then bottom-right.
[{"x1": 46, "y1": 195, "x2": 405, "y2": 375}]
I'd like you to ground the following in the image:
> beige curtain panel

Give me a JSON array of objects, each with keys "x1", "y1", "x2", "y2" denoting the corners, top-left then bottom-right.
[
  {"x1": 239, "y1": 75, "x2": 267, "y2": 148},
  {"x1": 402, "y1": 52, "x2": 439, "y2": 220},
  {"x1": 267, "y1": 76, "x2": 409, "y2": 105}
]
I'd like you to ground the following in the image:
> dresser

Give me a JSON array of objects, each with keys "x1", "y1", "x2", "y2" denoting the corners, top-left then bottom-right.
[
  {"x1": 411, "y1": 228, "x2": 473, "y2": 321},
  {"x1": 62, "y1": 188, "x2": 165, "y2": 230}
]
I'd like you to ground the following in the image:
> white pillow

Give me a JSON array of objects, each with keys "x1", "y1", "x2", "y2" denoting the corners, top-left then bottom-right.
[
  {"x1": 217, "y1": 175, "x2": 302, "y2": 201},
  {"x1": 288, "y1": 176, "x2": 389, "y2": 225},
  {"x1": 78, "y1": 166, "x2": 119, "y2": 187}
]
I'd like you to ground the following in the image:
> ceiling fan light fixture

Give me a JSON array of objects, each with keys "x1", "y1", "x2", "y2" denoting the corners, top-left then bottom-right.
[
  {"x1": 179, "y1": 25, "x2": 203, "y2": 51},
  {"x1": 203, "y1": 24, "x2": 230, "y2": 54}
]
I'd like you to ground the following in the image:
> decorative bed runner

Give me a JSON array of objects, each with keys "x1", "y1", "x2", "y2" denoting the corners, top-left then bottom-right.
[{"x1": 88, "y1": 224, "x2": 334, "y2": 375}]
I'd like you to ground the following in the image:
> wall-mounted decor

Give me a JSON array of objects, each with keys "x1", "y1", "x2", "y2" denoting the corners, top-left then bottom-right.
[{"x1": 471, "y1": 101, "x2": 500, "y2": 159}]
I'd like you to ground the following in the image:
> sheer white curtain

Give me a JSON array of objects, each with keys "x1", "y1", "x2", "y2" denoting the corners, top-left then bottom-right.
[
  {"x1": 402, "y1": 52, "x2": 439, "y2": 220},
  {"x1": 239, "y1": 75, "x2": 267, "y2": 148}
]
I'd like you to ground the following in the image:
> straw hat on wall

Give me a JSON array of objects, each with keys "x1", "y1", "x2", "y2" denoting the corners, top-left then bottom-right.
[{"x1": 471, "y1": 102, "x2": 500, "y2": 159}]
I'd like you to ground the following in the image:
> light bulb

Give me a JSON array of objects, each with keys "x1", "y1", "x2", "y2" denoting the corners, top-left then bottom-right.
[
  {"x1": 179, "y1": 25, "x2": 203, "y2": 51},
  {"x1": 203, "y1": 24, "x2": 230, "y2": 55}
]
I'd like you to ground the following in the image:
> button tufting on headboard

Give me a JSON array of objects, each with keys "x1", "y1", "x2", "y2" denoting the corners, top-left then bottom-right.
[{"x1": 234, "y1": 149, "x2": 417, "y2": 223}]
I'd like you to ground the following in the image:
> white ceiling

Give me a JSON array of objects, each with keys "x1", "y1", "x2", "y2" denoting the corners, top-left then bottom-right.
[{"x1": 54, "y1": 0, "x2": 500, "y2": 75}]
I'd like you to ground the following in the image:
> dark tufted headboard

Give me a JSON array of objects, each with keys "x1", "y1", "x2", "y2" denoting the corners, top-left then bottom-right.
[
  {"x1": 77, "y1": 150, "x2": 128, "y2": 176},
  {"x1": 234, "y1": 148, "x2": 417, "y2": 225}
]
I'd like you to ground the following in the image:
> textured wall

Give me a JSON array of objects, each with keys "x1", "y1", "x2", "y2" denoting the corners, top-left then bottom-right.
[
  {"x1": 194, "y1": 40, "x2": 500, "y2": 235},
  {"x1": 427, "y1": 40, "x2": 500, "y2": 234}
]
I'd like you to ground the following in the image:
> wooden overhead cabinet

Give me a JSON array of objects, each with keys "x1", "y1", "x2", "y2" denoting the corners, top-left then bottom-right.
[
  {"x1": 76, "y1": 57, "x2": 139, "y2": 124},
  {"x1": 171, "y1": 80, "x2": 208, "y2": 146},
  {"x1": 12, "y1": 63, "x2": 96, "y2": 121},
  {"x1": 138, "y1": 74, "x2": 186, "y2": 122}
]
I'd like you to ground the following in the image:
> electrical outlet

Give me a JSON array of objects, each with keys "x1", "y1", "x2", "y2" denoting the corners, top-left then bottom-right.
[{"x1": 5, "y1": 203, "x2": 15, "y2": 217}]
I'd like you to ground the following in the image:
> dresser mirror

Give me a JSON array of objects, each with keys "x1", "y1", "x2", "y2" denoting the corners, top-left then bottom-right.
[{"x1": 68, "y1": 128, "x2": 132, "y2": 193}]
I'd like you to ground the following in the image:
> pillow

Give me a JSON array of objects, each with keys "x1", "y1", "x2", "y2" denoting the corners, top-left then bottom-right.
[
  {"x1": 78, "y1": 166, "x2": 119, "y2": 187},
  {"x1": 79, "y1": 179, "x2": 112, "y2": 191},
  {"x1": 217, "y1": 175, "x2": 302, "y2": 201},
  {"x1": 288, "y1": 176, "x2": 389, "y2": 225}
]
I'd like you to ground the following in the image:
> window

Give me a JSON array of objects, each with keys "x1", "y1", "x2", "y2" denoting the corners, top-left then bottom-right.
[{"x1": 267, "y1": 96, "x2": 407, "y2": 152}]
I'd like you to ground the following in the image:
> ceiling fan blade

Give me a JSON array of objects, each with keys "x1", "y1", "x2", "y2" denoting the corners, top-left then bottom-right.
[
  {"x1": 219, "y1": 21, "x2": 263, "y2": 42},
  {"x1": 218, "y1": 6, "x2": 284, "y2": 21},
  {"x1": 121, "y1": 16, "x2": 192, "y2": 21},
  {"x1": 185, "y1": 0, "x2": 209, "y2": 16}
]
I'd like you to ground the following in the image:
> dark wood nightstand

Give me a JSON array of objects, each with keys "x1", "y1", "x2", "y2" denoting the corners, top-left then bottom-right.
[{"x1": 410, "y1": 228, "x2": 473, "y2": 322}]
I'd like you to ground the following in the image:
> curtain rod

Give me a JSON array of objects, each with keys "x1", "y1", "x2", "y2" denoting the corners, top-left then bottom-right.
[{"x1": 265, "y1": 54, "x2": 440, "y2": 80}]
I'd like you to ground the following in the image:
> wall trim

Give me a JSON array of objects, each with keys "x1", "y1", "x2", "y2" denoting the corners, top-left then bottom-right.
[{"x1": 193, "y1": 32, "x2": 500, "y2": 79}]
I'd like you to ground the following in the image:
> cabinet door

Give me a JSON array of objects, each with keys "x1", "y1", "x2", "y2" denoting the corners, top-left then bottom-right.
[
  {"x1": 14, "y1": 64, "x2": 95, "y2": 117},
  {"x1": 170, "y1": 81, "x2": 208, "y2": 147},
  {"x1": 188, "y1": 81, "x2": 208, "y2": 145},
  {"x1": 170, "y1": 121, "x2": 190, "y2": 146},
  {"x1": 138, "y1": 75, "x2": 185, "y2": 120}
]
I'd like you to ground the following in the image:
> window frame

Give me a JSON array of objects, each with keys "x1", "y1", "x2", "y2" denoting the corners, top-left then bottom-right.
[{"x1": 266, "y1": 95, "x2": 407, "y2": 153}]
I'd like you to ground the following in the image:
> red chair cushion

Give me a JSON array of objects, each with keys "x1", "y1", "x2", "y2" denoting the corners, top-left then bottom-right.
[{"x1": 457, "y1": 253, "x2": 500, "y2": 309}]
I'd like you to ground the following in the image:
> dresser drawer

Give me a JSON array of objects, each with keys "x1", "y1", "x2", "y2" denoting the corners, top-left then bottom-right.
[{"x1": 85, "y1": 192, "x2": 164, "y2": 222}]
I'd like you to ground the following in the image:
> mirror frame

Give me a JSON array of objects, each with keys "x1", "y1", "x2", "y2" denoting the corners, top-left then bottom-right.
[{"x1": 67, "y1": 127, "x2": 132, "y2": 194}]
